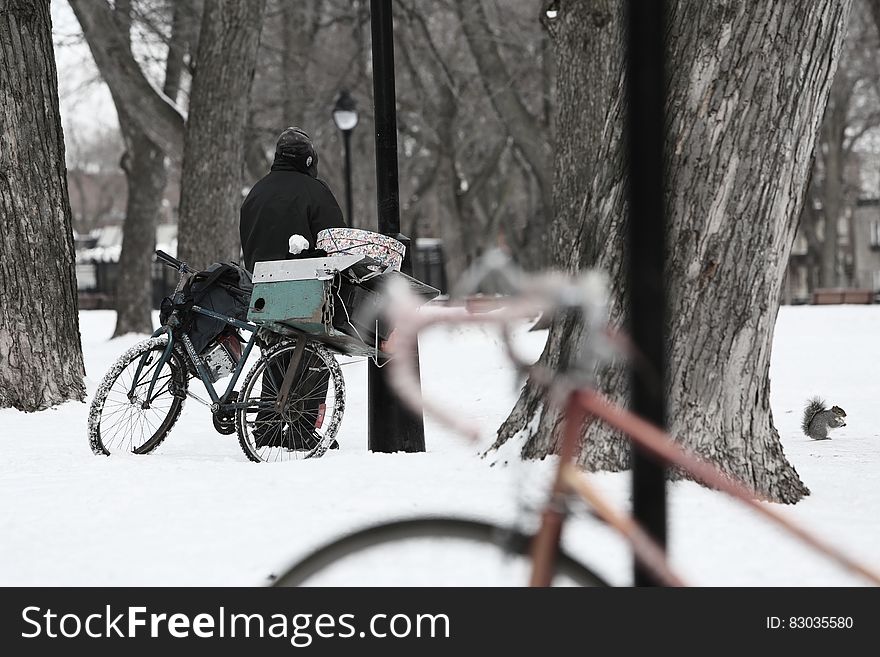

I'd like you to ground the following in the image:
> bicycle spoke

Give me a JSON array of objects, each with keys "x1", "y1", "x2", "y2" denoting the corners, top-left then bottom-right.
[
  {"x1": 236, "y1": 342, "x2": 342, "y2": 462},
  {"x1": 95, "y1": 341, "x2": 183, "y2": 455}
]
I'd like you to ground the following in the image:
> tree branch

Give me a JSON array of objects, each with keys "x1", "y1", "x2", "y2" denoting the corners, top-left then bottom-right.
[
  {"x1": 69, "y1": 0, "x2": 186, "y2": 160},
  {"x1": 454, "y1": 0, "x2": 551, "y2": 213},
  {"x1": 460, "y1": 135, "x2": 511, "y2": 208},
  {"x1": 867, "y1": 0, "x2": 880, "y2": 41},
  {"x1": 394, "y1": 0, "x2": 459, "y2": 97}
]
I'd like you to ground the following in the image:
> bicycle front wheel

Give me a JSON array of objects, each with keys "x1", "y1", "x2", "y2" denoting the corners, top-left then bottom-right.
[
  {"x1": 88, "y1": 335, "x2": 188, "y2": 455},
  {"x1": 270, "y1": 517, "x2": 609, "y2": 587}
]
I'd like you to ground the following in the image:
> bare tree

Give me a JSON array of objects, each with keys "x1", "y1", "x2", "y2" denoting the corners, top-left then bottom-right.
[
  {"x1": 112, "y1": 0, "x2": 191, "y2": 336},
  {"x1": 245, "y1": 0, "x2": 375, "y2": 217},
  {"x1": 70, "y1": 0, "x2": 196, "y2": 335},
  {"x1": 67, "y1": 0, "x2": 554, "y2": 285},
  {"x1": 238, "y1": 0, "x2": 551, "y2": 281},
  {"x1": 0, "y1": 0, "x2": 85, "y2": 410},
  {"x1": 868, "y1": 0, "x2": 880, "y2": 37},
  {"x1": 281, "y1": 0, "x2": 322, "y2": 123},
  {"x1": 455, "y1": 0, "x2": 554, "y2": 270},
  {"x1": 377, "y1": 1, "x2": 552, "y2": 277},
  {"x1": 176, "y1": 0, "x2": 268, "y2": 268},
  {"x1": 72, "y1": 0, "x2": 265, "y2": 280},
  {"x1": 68, "y1": 0, "x2": 186, "y2": 160},
  {"x1": 798, "y1": 1, "x2": 880, "y2": 291},
  {"x1": 494, "y1": 0, "x2": 852, "y2": 504},
  {"x1": 455, "y1": 0, "x2": 551, "y2": 218}
]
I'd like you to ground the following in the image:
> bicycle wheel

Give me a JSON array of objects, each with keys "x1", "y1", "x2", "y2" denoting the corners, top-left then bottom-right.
[
  {"x1": 270, "y1": 517, "x2": 609, "y2": 587},
  {"x1": 236, "y1": 338, "x2": 345, "y2": 462},
  {"x1": 88, "y1": 335, "x2": 188, "y2": 456}
]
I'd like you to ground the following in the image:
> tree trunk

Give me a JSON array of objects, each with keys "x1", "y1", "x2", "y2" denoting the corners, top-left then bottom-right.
[
  {"x1": 868, "y1": 0, "x2": 880, "y2": 40},
  {"x1": 494, "y1": 0, "x2": 852, "y2": 504},
  {"x1": 113, "y1": 118, "x2": 167, "y2": 336},
  {"x1": 162, "y1": 0, "x2": 191, "y2": 102},
  {"x1": 0, "y1": 0, "x2": 86, "y2": 410},
  {"x1": 176, "y1": 0, "x2": 267, "y2": 269},
  {"x1": 799, "y1": 170, "x2": 823, "y2": 297},
  {"x1": 495, "y1": 0, "x2": 627, "y2": 462},
  {"x1": 112, "y1": 0, "x2": 182, "y2": 337},
  {"x1": 818, "y1": 73, "x2": 849, "y2": 288},
  {"x1": 243, "y1": 118, "x2": 270, "y2": 185},
  {"x1": 820, "y1": 145, "x2": 842, "y2": 288},
  {"x1": 281, "y1": 0, "x2": 320, "y2": 123},
  {"x1": 456, "y1": 0, "x2": 553, "y2": 262}
]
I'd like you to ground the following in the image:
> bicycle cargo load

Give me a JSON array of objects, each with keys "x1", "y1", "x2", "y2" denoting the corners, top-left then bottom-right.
[
  {"x1": 91, "y1": 249, "x2": 346, "y2": 463},
  {"x1": 316, "y1": 228, "x2": 406, "y2": 271},
  {"x1": 160, "y1": 261, "x2": 253, "y2": 354},
  {"x1": 247, "y1": 255, "x2": 439, "y2": 357}
]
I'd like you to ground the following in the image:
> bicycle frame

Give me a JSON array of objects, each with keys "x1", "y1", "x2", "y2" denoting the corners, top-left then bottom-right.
[
  {"x1": 549, "y1": 389, "x2": 880, "y2": 587},
  {"x1": 129, "y1": 304, "x2": 261, "y2": 412},
  {"x1": 136, "y1": 248, "x2": 328, "y2": 425},
  {"x1": 383, "y1": 283, "x2": 880, "y2": 587},
  {"x1": 529, "y1": 392, "x2": 687, "y2": 587}
]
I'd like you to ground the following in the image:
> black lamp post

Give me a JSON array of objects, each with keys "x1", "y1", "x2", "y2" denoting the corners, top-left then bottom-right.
[
  {"x1": 625, "y1": 0, "x2": 667, "y2": 586},
  {"x1": 332, "y1": 89, "x2": 358, "y2": 227},
  {"x1": 367, "y1": 0, "x2": 426, "y2": 453}
]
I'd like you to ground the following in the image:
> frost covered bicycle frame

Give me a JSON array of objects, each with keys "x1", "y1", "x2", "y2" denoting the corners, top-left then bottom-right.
[
  {"x1": 146, "y1": 250, "x2": 260, "y2": 420},
  {"x1": 87, "y1": 249, "x2": 346, "y2": 462}
]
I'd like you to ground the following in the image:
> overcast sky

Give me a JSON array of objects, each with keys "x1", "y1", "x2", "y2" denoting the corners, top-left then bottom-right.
[{"x1": 52, "y1": 0, "x2": 119, "y2": 142}]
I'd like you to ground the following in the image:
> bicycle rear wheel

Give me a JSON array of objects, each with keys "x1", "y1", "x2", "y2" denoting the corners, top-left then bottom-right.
[
  {"x1": 236, "y1": 338, "x2": 344, "y2": 462},
  {"x1": 270, "y1": 517, "x2": 609, "y2": 587}
]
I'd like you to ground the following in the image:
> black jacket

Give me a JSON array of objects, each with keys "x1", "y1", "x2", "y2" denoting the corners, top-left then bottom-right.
[{"x1": 239, "y1": 157, "x2": 346, "y2": 272}]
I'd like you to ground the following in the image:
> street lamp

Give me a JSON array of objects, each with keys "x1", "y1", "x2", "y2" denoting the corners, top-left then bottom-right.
[{"x1": 332, "y1": 89, "x2": 358, "y2": 227}]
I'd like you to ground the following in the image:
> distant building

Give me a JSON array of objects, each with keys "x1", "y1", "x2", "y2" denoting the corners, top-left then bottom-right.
[
  {"x1": 850, "y1": 198, "x2": 880, "y2": 293},
  {"x1": 782, "y1": 231, "x2": 811, "y2": 305},
  {"x1": 783, "y1": 198, "x2": 880, "y2": 305}
]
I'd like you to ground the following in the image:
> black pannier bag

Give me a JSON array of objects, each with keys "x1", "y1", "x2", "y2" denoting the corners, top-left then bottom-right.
[{"x1": 160, "y1": 262, "x2": 253, "y2": 354}]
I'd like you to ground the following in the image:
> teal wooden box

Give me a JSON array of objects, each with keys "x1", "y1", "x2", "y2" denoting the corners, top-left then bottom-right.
[
  {"x1": 248, "y1": 277, "x2": 328, "y2": 334},
  {"x1": 247, "y1": 255, "x2": 440, "y2": 358},
  {"x1": 246, "y1": 255, "x2": 379, "y2": 356}
]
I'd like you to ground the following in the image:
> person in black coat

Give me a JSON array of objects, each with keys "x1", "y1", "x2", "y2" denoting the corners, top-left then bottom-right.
[
  {"x1": 240, "y1": 127, "x2": 345, "y2": 451},
  {"x1": 240, "y1": 126, "x2": 346, "y2": 273}
]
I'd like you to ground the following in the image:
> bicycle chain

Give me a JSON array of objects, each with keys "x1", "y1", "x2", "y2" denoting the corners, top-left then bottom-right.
[{"x1": 321, "y1": 277, "x2": 335, "y2": 330}]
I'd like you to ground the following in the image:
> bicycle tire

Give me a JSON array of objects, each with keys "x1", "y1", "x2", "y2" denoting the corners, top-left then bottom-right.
[
  {"x1": 236, "y1": 338, "x2": 345, "y2": 462},
  {"x1": 88, "y1": 335, "x2": 188, "y2": 456},
  {"x1": 270, "y1": 517, "x2": 610, "y2": 587}
]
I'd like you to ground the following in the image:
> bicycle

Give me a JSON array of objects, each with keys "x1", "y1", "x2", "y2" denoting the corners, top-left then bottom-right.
[
  {"x1": 270, "y1": 251, "x2": 880, "y2": 586},
  {"x1": 87, "y1": 250, "x2": 345, "y2": 462}
]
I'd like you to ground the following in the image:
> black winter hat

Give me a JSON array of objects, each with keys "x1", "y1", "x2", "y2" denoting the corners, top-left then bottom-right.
[{"x1": 276, "y1": 126, "x2": 319, "y2": 176}]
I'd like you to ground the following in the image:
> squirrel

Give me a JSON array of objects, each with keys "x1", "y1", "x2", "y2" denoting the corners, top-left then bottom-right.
[{"x1": 801, "y1": 397, "x2": 846, "y2": 440}]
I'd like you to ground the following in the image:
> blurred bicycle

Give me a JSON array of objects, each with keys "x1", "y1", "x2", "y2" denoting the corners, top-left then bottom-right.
[{"x1": 270, "y1": 251, "x2": 880, "y2": 586}]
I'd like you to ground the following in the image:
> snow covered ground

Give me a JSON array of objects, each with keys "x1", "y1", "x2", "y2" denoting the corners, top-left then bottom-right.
[{"x1": 1, "y1": 305, "x2": 878, "y2": 586}]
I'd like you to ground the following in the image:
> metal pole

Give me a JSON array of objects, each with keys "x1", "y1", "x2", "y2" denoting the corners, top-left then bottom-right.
[
  {"x1": 625, "y1": 0, "x2": 667, "y2": 586},
  {"x1": 370, "y1": 0, "x2": 400, "y2": 236},
  {"x1": 343, "y1": 129, "x2": 354, "y2": 228},
  {"x1": 368, "y1": 0, "x2": 425, "y2": 453}
]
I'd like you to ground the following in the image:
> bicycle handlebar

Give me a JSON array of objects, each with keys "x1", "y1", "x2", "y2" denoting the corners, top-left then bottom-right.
[
  {"x1": 382, "y1": 251, "x2": 613, "y2": 440},
  {"x1": 155, "y1": 249, "x2": 190, "y2": 272}
]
